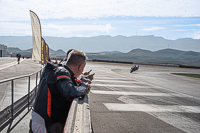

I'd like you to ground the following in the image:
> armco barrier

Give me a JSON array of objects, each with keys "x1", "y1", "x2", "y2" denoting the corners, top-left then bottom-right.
[
  {"x1": 64, "y1": 94, "x2": 92, "y2": 133},
  {"x1": 0, "y1": 68, "x2": 42, "y2": 132}
]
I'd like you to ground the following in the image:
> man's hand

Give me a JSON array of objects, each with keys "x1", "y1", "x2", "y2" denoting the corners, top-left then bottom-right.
[
  {"x1": 85, "y1": 83, "x2": 91, "y2": 94},
  {"x1": 83, "y1": 69, "x2": 92, "y2": 75},
  {"x1": 88, "y1": 73, "x2": 94, "y2": 81},
  {"x1": 87, "y1": 79, "x2": 92, "y2": 84},
  {"x1": 83, "y1": 72, "x2": 89, "y2": 75}
]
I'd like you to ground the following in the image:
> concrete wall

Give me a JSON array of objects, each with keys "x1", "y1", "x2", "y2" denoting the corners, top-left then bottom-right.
[{"x1": 0, "y1": 44, "x2": 7, "y2": 57}]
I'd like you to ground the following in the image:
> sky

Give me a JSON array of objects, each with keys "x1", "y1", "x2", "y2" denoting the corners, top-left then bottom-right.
[{"x1": 0, "y1": 0, "x2": 200, "y2": 40}]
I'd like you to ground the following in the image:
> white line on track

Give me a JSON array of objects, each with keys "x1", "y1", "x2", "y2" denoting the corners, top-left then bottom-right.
[
  {"x1": 91, "y1": 84, "x2": 149, "y2": 88},
  {"x1": 112, "y1": 95, "x2": 200, "y2": 133},
  {"x1": 104, "y1": 103, "x2": 200, "y2": 132},
  {"x1": 103, "y1": 103, "x2": 200, "y2": 113},
  {"x1": 94, "y1": 77, "x2": 127, "y2": 80},
  {"x1": 93, "y1": 79, "x2": 138, "y2": 83},
  {"x1": 91, "y1": 90, "x2": 174, "y2": 96}
]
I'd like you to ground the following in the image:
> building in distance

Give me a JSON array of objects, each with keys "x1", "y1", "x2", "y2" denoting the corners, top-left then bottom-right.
[{"x1": 0, "y1": 44, "x2": 7, "y2": 57}]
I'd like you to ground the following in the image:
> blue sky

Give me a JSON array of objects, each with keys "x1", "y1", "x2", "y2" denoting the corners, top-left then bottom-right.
[{"x1": 0, "y1": 0, "x2": 200, "y2": 40}]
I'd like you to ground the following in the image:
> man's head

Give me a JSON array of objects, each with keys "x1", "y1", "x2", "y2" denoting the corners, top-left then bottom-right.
[{"x1": 66, "y1": 50, "x2": 87, "y2": 77}]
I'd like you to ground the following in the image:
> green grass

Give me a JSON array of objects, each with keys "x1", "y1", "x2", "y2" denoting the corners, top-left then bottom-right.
[{"x1": 175, "y1": 74, "x2": 200, "y2": 79}]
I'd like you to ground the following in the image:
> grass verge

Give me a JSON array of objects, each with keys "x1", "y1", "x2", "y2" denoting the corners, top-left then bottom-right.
[{"x1": 173, "y1": 74, "x2": 200, "y2": 79}]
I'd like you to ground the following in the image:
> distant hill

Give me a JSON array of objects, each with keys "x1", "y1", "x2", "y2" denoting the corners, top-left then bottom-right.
[
  {"x1": 24, "y1": 48, "x2": 32, "y2": 53},
  {"x1": 7, "y1": 47, "x2": 31, "y2": 56},
  {"x1": 7, "y1": 47, "x2": 66, "y2": 57},
  {"x1": 1, "y1": 35, "x2": 200, "y2": 53},
  {"x1": 49, "y1": 49, "x2": 67, "y2": 58},
  {"x1": 87, "y1": 48, "x2": 200, "y2": 67},
  {"x1": 98, "y1": 51, "x2": 122, "y2": 54},
  {"x1": 7, "y1": 47, "x2": 22, "y2": 53},
  {"x1": 55, "y1": 49, "x2": 66, "y2": 54}
]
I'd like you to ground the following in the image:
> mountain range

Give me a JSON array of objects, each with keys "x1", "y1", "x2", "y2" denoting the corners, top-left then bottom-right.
[
  {"x1": 2, "y1": 35, "x2": 200, "y2": 67},
  {"x1": 6, "y1": 47, "x2": 200, "y2": 67},
  {"x1": 7, "y1": 47, "x2": 66, "y2": 57},
  {"x1": 1, "y1": 35, "x2": 200, "y2": 53},
  {"x1": 87, "y1": 48, "x2": 200, "y2": 67}
]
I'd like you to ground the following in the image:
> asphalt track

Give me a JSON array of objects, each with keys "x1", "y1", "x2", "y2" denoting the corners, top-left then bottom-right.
[
  {"x1": 0, "y1": 57, "x2": 200, "y2": 133},
  {"x1": 87, "y1": 62, "x2": 200, "y2": 133}
]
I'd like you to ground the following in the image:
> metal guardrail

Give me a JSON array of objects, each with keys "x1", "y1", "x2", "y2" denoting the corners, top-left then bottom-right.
[
  {"x1": 0, "y1": 68, "x2": 43, "y2": 132},
  {"x1": 0, "y1": 66, "x2": 92, "y2": 132},
  {"x1": 64, "y1": 95, "x2": 92, "y2": 133}
]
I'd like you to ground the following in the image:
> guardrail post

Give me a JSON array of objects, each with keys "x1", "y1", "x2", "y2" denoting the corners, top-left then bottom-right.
[
  {"x1": 11, "y1": 80, "x2": 14, "y2": 120},
  {"x1": 28, "y1": 76, "x2": 30, "y2": 110}
]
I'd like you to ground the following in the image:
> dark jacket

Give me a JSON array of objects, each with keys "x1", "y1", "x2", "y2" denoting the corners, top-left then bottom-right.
[
  {"x1": 16, "y1": 53, "x2": 21, "y2": 58},
  {"x1": 33, "y1": 62, "x2": 88, "y2": 131}
]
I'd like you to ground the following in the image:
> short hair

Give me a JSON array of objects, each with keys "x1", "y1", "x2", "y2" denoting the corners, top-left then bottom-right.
[
  {"x1": 66, "y1": 50, "x2": 87, "y2": 66},
  {"x1": 67, "y1": 49, "x2": 74, "y2": 57}
]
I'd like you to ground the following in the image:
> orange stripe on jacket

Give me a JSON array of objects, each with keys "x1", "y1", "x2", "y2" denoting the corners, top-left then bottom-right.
[
  {"x1": 47, "y1": 88, "x2": 51, "y2": 117},
  {"x1": 57, "y1": 75, "x2": 70, "y2": 80}
]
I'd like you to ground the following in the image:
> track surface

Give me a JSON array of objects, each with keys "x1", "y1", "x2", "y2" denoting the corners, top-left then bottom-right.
[{"x1": 87, "y1": 62, "x2": 200, "y2": 133}]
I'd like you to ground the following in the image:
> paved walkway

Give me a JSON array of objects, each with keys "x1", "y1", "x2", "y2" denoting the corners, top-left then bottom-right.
[
  {"x1": 0, "y1": 57, "x2": 42, "y2": 133},
  {"x1": 0, "y1": 57, "x2": 17, "y2": 64}
]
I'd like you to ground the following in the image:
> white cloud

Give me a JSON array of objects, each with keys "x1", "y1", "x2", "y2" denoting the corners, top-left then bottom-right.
[
  {"x1": 176, "y1": 24, "x2": 200, "y2": 27},
  {"x1": 0, "y1": 21, "x2": 31, "y2": 35},
  {"x1": 190, "y1": 31, "x2": 200, "y2": 39},
  {"x1": 140, "y1": 26, "x2": 166, "y2": 31},
  {"x1": 0, "y1": 20, "x2": 115, "y2": 36},
  {"x1": 0, "y1": 0, "x2": 200, "y2": 39},
  {"x1": 42, "y1": 23, "x2": 115, "y2": 36},
  {"x1": 173, "y1": 29, "x2": 186, "y2": 31},
  {"x1": 0, "y1": 0, "x2": 200, "y2": 21}
]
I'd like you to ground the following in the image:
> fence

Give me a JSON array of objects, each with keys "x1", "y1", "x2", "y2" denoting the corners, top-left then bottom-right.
[
  {"x1": 0, "y1": 66, "x2": 92, "y2": 133},
  {"x1": 0, "y1": 68, "x2": 43, "y2": 132}
]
